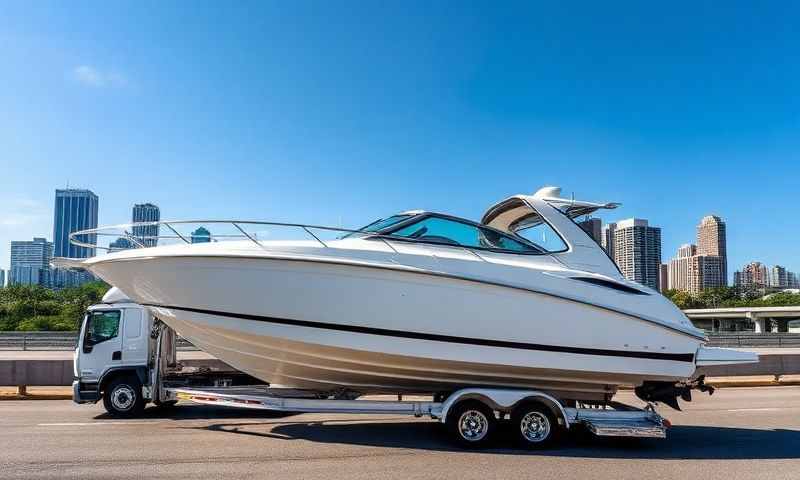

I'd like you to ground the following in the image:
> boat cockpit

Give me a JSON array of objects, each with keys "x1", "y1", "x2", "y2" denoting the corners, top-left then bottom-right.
[{"x1": 349, "y1": 212, "x2": 548, "y2": 255}]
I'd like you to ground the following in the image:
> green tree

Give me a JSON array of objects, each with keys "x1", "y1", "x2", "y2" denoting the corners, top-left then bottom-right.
[{"x1": 0, "y1": 281, "x2": 109, "y2": 331}]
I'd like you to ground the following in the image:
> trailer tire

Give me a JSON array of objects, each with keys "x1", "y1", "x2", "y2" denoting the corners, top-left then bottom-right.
[
  {"x1": 511, "y1": 402, "x2": 561, "y2": 449},
  {"x1": 103, "y1": 375, "x2": 145, "y2": 418},
  {"x1": 446, "y1": 400, "x2": 496, "y2": 449}
]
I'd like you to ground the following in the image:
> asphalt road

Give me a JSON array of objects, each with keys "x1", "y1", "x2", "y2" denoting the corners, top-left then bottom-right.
[{"x1": 1, "y1": 387, "x2": 798, "y2": 480}]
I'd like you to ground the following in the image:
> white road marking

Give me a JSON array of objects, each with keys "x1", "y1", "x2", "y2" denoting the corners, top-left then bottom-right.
[
  {"x1": 37, "y1": 421, "x2": 159, "y2": 426},
  {"x1": 725, "y1": 407, "x2": 781, "y2": 412}
]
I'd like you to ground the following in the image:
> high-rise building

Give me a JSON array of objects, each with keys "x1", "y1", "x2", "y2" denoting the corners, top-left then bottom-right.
[
  {"x1": 0, "y1": 269, "x2": 5, "y2": 287},
  {"x1": 9, "y1": 237, "x2": 53, "y2": 286},
  {"x1": 668, "y1": 244, "x2": 695, "y2": 292},
  {"x1": 734, "y1": 262, "x2": 769, "y2": 289},
  {"x1": 53, "y1": 189, "x2": 99, "y2": 258},
  {"x1": 601, "y1": 222, "x2": 617, "y2": 260},
  {"x1": 659, "y1": 263, "x2": 669, "y2": 293},
  {"x1": 132, "y1": 203, "x2": 160, "y2": 247},
  {"x1": 667, "y1": 243, "x2": 724, "y2": 294},
  {"x1": 613, "y1": 218, "x2": 662, "y2": 290},
  {"x1": 789, "y1": 272, "x2": 800, "y2": 289},
  {"x1": 191, "y1": 227, "x2": 211, "y2": 243},
  {"x1": 52, "y1": 189, "x2": 98, "y2": 288},
  {"x1": 696, "y1": 215, "x2": 727, "y2": 286},
  {"x1": 769, "y1": 265, "x2": 788, "y2": 288},
  {"x1": 577, "y1": 218, "x2": 602, "y2": 245}
]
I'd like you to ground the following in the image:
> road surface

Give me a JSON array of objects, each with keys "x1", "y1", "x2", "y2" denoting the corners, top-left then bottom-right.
[{"x1": 0, "y1": 387, "x2": 798, "y2": 479}]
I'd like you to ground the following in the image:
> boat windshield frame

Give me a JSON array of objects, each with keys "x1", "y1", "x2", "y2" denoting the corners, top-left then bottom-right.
[
  {"x1": 340, "y1": 214, "x2": 417, "y2": 239},
  {"x1": 373, "y1": 212, "x2": 547, "y2": 255}
]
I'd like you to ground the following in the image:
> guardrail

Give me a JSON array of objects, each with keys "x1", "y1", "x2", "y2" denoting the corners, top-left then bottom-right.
[
  {"x1": 704, "y1": 333, "x2": 800, "y2": 348},
  {"x1": 0, "y1": 332, "x2": 197, "y2": 351}
]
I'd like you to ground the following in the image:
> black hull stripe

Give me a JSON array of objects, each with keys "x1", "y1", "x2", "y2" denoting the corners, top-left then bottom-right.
[{"x1": 145, "y1": 304, "x2": 696, "y2": 363}]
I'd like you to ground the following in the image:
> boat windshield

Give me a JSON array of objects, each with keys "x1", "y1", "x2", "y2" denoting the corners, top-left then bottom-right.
[
  {"x1": 341, "y1": 214, "x2": 415, "y2": 238},
  {"x1": 385, "y1": 215, "x2": 543, "y2": 254}
]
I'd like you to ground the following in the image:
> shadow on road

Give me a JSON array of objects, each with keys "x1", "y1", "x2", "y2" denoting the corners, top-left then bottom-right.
[
  {"x1": 187, "y1": 417, "x2": 800, "y2": 459},
  {"x1": 93, "y1": 404, "x2": 299, "y2": 421}
]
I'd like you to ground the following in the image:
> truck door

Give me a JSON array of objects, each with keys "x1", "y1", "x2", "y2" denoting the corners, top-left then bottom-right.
[
  {"x1": 78, "y1": 309, "x2": 123, "y2": 381},
  {"x1": 121, "y1": 307, "x2": 147, "y2": 365}
]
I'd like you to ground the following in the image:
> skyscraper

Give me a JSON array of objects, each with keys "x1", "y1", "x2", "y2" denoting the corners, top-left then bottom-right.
[
  {"x1": 52, "y1": 189, "x2": 98, "y2": 288},
  {"x1": 53, "y1": 189, "x2": 99, "y2": 258},
  {"x1": 191, "y1": 227, "x2": 211, "y2": 243},
  {"x1": 769, "y1": 265, "x2": 788, "y2": 288},
  {"x1": 667, "y1": 242, "x2": 724, "y2": 294},
  {"x1": 0, "y1": 269, "x2": 5, "y2": 288},
  {"x1": 9, "y1": 237, "x2": 53, "y2": 286},
  {"x1": 577, "y1": 218, "x2": 602, "y2": 245},
  {"x1": 601, "y1": 222, "x2": 616, "y2": 260},
  {"x1": 734, "y1": 262, "x2": 769, "y2": 288},
  {"x1": 132, "y1": 203, "x2": 160, "y2": 247},
  {"x1": 613, "y1": 218, "x2": 662, "y2": 290},
  {"x1": 659, "y1": 263, "x2": 669, "y2": 293},
  {"x1": 696, "y1": 215, "x2": 727, "y2": 286}
]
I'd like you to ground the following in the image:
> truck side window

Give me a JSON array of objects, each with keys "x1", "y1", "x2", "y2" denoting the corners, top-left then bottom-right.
[{"x1": 84, "y1": 310, "x2": 121, "y2": 348}]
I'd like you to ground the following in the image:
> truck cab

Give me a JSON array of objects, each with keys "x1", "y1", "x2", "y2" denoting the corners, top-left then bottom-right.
[
  {"x1": 74, "y1": 287, "x2": 259, "y2": 417},
  {"x1": 73, "y1": 287, "x2": 177, "y2": 416}
]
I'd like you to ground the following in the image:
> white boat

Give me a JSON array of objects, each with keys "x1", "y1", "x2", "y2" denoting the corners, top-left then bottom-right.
[{"x1": 63, "y1": 186, "x2": 756, "y2": 406}]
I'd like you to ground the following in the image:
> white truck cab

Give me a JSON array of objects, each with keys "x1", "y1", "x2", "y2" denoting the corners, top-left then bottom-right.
[
  {"x1": 74, "y1": 287, "x2": 258, "y2": 417},
  {"x1": 73, "y1": 287, "x2": 171, "y2": 416}
]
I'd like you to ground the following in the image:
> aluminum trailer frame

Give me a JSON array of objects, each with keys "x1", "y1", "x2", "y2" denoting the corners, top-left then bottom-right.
[{"x1": 168, "y1": 386, "x2": 667, "y2": 439}]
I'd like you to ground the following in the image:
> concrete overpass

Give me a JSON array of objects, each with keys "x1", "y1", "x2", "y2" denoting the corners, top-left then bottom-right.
[{"x1": 684, "y1": 306, "x2": 800, "y2": 333}]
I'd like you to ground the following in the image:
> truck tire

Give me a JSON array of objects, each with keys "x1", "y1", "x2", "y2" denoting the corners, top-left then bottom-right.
[
  {"x1": 445, "y1": 400, "x2": 497, "y2": 448},
  {"x1": 103, "y1": 375, "x2": 145, "y2": 418}
]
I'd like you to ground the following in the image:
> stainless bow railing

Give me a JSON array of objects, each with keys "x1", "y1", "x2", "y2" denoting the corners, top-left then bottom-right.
[{"x1": 69, "y1": 220, "x2": 407, "y2": 253}]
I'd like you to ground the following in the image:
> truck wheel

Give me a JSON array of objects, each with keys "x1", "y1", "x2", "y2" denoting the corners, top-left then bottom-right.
[
  {"x1": 511, "y1": 402, "x2": 561, "y2": 449},
  {"x1": 446, "y1": 400, "x2": 496, "y2": 448},
  {"x1": 103, "y1": 375, "x2": 145, "y2": 418}
]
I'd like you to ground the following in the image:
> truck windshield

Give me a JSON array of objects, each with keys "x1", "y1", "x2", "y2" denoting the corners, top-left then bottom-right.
[{"x1": 84, "y1": 310, "x2": 121, "y2": 348}]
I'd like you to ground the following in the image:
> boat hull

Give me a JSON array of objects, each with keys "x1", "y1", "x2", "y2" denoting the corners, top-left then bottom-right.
[{"x1": 89, "y1": 255, "x2": 702, "y2": 400}]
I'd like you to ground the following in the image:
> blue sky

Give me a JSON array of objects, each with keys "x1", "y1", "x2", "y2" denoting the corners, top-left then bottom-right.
[{"x1": 1, "y1": 2, "x2": 798, "y2": 278}]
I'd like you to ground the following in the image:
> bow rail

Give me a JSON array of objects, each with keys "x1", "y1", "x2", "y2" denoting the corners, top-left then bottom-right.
[{"x1": 68, "y1": 220, "x2": 412, "y2": 254}]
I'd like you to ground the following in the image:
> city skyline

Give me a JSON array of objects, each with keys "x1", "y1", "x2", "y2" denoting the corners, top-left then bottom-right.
[
  {"x1": 1, "y1": 185, "x2": 798, "y2": 284},
  {"x1": 2, "y1": 3, "x2": 799, "y2": 276}
]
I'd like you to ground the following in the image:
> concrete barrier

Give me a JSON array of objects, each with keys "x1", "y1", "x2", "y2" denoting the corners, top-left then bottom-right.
[
  {"x1": 0, "y1": 360, "x2": 74, "y2": 387},
  {"x1": 0, "y1": 358, "x2": 234, "y2": 387}
]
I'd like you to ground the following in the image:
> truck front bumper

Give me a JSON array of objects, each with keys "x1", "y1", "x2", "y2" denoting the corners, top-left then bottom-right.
[{"x1": 72, "y1": 380, "x2": 100, "y2": 404}]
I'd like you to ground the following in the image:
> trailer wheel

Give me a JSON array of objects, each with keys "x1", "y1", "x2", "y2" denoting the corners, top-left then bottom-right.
[
  {"x1": 511, "y1": 402, "x2": 560, "y2": 449},
  {"x1": 103, "y1": 375, "x2": 145, "y2": 418},
  {"x1": 446, "y1": 400, "x2": 496, "y2": 448}
]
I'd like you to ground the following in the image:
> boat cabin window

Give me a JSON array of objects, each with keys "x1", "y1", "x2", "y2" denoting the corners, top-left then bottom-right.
[
  {"x1": 386, "y1": 215, "x2": 542, "y2": 253},
  {"x1": 515, "y1": 221, "x2": 569, "y2": 253}
]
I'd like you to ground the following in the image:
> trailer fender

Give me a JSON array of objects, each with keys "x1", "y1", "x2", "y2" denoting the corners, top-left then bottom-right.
[{"x1": 438, "y1": 388, "x2": 570, "y2": 428}]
